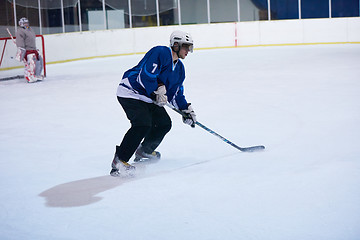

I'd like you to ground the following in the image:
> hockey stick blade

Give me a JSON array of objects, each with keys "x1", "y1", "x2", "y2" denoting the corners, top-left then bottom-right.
[
  {"x1": 166, "y1": 103, "x2": 265, "y2": 152},
  {"x1": 238, "y1": 145, "x2": 265, "y2": 152}
]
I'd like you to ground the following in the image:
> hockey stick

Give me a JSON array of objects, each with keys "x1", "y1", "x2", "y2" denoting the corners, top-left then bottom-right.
[
  {"x1": 6, "y1": 28, "x2": 26, "y2": 63},
  {"x1": 166, "y1": 103, "x2": 265, "y2": 152},
  {"x1": 6, "y1": 28, "x2": 16, "y2": 44}
]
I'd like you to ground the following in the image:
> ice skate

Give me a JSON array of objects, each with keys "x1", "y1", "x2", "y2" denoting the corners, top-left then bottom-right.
[
  {"x1": 35, "y1": 75, "x2": 44, "y2": 81},
  {"x1": 26, "y1": 75, "x2": 37, "y2": 83},
  {"x1": 134, "y1": 146, "x2": 161, "y2": 163},
  {"x1": 110, "y1": 154, "x2": 136, "y2": 177}
]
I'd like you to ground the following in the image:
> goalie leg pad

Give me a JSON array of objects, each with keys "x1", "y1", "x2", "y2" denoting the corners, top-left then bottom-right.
[
  {"x1": 24, "y1": 53, "x2": 37, "y2": 83},
  {"x1": 35, "y1": 55, "x2": 43, "y2": 77}
]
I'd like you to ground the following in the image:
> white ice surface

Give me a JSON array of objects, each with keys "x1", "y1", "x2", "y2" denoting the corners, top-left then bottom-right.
[{"x1": 0, "y1": 44, "x2": 360, "y2": 240}]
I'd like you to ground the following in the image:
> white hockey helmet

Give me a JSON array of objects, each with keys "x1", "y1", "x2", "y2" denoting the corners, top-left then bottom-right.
[
  {"x1": 19, "y1": 17, "x2": 29, "y2": 27},
  {"x1": 170, "y1": 30, "x2": 194, "y2": 53}
]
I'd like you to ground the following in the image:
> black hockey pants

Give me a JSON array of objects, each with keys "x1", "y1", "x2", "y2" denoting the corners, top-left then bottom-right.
[{"x1": 115, "y1": 97, "x2": 172, "y2": 162}]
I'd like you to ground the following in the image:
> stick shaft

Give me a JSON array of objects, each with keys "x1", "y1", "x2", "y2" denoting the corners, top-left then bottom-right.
[
  {"x1": 6, "y1": 28, "x2": 16, "y2": 44},
  {"x1": 165, "y1": 103, "x2": 264, "y2": 152}
]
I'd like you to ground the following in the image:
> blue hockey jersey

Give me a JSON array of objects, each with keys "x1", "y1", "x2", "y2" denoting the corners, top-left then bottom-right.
[{"x1": 117, "y1": 46, "x2": 189, "y2": 110}]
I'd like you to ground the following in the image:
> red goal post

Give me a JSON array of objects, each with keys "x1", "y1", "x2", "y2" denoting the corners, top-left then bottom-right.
[{"x1": 0, "y1": 35, "x2": 46, "y2": 80}]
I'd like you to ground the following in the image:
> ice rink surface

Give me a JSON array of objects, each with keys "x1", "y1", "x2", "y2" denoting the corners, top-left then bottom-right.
[{"x1": 1, "y1": 44, "x2": 360, "y2": 240}]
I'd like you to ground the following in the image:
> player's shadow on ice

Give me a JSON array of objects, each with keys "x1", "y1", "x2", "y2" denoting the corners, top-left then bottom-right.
[
  {"x1": 39, "y1": 153, "x2": 240, "y2": 208},
  {"x1": 39, "y1": 175, "x2": 137, "y2": 208}
]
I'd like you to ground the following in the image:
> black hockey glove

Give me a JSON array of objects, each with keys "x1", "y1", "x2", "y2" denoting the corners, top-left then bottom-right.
[{"x1": 182, "y1": 103, "x2": 197, "y2": 128}]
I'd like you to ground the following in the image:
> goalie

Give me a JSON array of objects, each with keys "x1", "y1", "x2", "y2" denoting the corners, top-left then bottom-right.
[{"x1": 15, "y1": 17, "x2": 44, "y2": 83}]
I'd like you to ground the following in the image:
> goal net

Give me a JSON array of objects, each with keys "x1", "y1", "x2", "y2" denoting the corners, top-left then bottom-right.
[{"x1": 0, "y1": 35, "x2": 46, "y2": 81}]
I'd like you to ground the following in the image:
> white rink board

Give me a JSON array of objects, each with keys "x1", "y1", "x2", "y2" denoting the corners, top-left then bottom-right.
[
  {"x1": 1, "y1": 17, "x2": 359, "y2": 72},
  {"x1": 44, "y1": 17, "x2": 360, "y2": 64}
]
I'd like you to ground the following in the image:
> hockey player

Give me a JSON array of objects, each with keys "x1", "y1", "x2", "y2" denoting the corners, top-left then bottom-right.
[
  {"x1": 15, "y1": 17, "x2": 44, "y2": 83},
  {"x1": 110, "y1": 30, "x2": 197, "y2": 177}
]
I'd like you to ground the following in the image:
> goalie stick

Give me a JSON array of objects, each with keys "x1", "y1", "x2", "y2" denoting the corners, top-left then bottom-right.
[
  {"x1": 6, "y1": 28, "x2": 16, "y2": 44},
  {"x1": 166, "y1": 103, "x2": 265, "y2": 152},
  {"x1": 6, "y1": 28, "x2": 26, "y2": 63}
]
